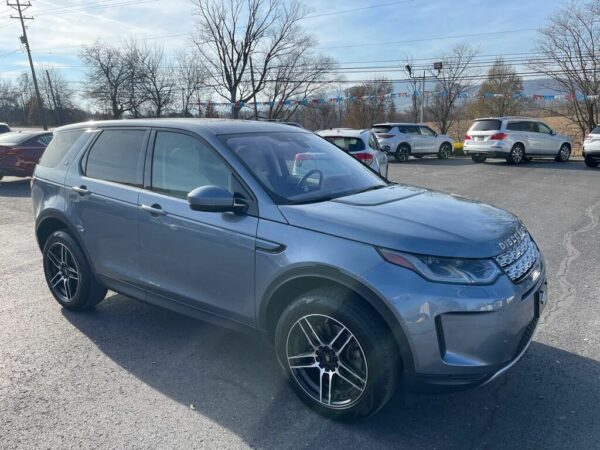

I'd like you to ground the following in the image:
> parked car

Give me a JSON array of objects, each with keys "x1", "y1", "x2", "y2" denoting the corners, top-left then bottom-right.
[
  {"x1": 32, "y1": 119, "x2": 547, "y2": 420},
  {"x1": 316, "y1": 128, "x2": 388, "y2": 177},
  {"x1": 0, "y1": 122, "x2": 11, "y2": 134},
  {"x1": 0, "y1": 131, "x2": 53, "y2": 181},
  {"x1": 464, "y1": 117, "x2": 572, "y2": 164},
  {"x1": 583, "y1": 125, "x2": 600, "y2": 168},
  {"x1": 372, "y1": 122, "x2": 454, "y2": 162}
]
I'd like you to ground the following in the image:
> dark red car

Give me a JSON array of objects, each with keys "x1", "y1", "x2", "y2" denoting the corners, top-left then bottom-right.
[{"x1": 0, "y1": 131, "x2": 53, "y2": 180}]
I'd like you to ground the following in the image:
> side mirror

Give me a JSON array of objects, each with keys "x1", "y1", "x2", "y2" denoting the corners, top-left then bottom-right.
[{"x1": 187, "y1": 185, "x2": 247, "y2": 214}]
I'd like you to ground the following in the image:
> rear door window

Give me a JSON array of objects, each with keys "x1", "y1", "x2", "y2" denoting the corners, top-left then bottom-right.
[
  {"x1": 85, "y1": 129, "x2": 146, "y2": 187},
  {"x1": 470, "y1": 120, "x2": 502, "y2": 131},
  {"x1": 38, "y1": 130, "x2": 84, "y2": 168},
  {"x1": 400, "y1": 125, "x2": 420, "y2": 134},
  {"x1": 506, "y1": 122, "x2": 524, "y2": 131}
]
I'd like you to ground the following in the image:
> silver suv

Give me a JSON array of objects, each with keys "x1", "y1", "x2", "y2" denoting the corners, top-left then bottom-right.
[
  {"x1": 373, "y1": 123, "x2": 454, "y2": 162},
  {"x1": 32, "y1": 119, "x2": 547, "y2": 420},
  {"x1": 464, "y1": 117, "x2": 572, "y2": 164}
]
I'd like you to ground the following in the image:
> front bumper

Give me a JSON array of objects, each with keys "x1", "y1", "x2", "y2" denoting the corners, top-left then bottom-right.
[
  {"x1": 361, "y1": 253, "x2": 547, "y2": 391},
  {"x1": 583, "y1": 148, "x2": 600, "y2": 161}
]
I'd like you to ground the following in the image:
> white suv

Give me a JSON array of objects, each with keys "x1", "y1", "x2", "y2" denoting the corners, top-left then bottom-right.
[
  {"x1": 372, "y1": 123, "x2": 454, "y2": 162},
  {"x1": 316, "y1": 128, "x2": 388, "y2": 177},
  {"x1": 464, "y1": 117, "x2": 572, "y2": 164}
]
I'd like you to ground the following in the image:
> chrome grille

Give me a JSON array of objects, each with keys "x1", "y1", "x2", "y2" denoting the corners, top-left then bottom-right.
[{"x1": 494, "y1": 233, "x2": 539, "y2": 282}]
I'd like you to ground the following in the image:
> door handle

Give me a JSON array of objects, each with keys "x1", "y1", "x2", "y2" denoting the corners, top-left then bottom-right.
[
  {"x1": 141, "y1": 204, "x2": 167, "y2": 216},
  {"x1": 72, "y1": 185, "x2": 90, "y2": 196}
]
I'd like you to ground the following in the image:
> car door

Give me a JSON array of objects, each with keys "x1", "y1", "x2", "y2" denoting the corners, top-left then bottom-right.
[
  {"x1": 138, "y1": 129, "x2": 259, "y2": 325},
  {"x1": 536, "y1": 122, "x2": 559, "y2": 155},
  {"x1": 402, "y1": 125, "x2": 422, "y2": 152},
  {"x1": 523, "y1": 121, "x2": 546, "y2": 154},
  {"x1": 418, "y1": 126, "x2": 439, "y2": 153},
  {"x1": 65, "y1": 127, "x2": 149, "y2": 298}
]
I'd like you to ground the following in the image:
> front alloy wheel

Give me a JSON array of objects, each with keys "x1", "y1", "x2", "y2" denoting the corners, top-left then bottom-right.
[
  {"x1": 556, "y1": 144, "x2": 571, "y2": 162},
  {"x1": 438, "y1": 143, "x2": 452, "y2": 159},
  {"x1": 275, "y1": 289, "x2": 399, "y2": 420},
  {"x1": 286, "y1": 314, "x2": 368, "y2": 409}
]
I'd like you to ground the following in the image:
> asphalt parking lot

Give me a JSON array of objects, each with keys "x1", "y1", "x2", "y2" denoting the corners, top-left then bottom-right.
[{"x1": 1, "y1": 157, "x2": 599, "y2": 449}]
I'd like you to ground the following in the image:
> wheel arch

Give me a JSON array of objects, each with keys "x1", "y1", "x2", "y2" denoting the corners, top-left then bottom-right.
[
  {"x1": 259, "y1": 266, "x2": 415, "y2": 374},
  {"x1": 439, "y1": 141, "x2": 453, "y2": 151},
  {"x1": 512, "y1": 141, "x2": 526, "y2": 152}
]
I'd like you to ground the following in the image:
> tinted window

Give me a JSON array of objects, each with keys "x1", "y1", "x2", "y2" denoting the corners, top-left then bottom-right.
[
  {"x1": 372, "y1": 126, "x2": 393, "y2": 133},
  {"x1": 591, "y1": 126, "x2": 600, "y2": 134},
  {"x1": 223, "y1": 132, "x2": 385, "y2": 205},
  {"x1": 38, "y1": 130, "x2": 84, "y2": 168},
  {"x1": 0, "y1": 125, "x2": 10, "y2": 133},
  {"x1": 368, "y1": 133, "x2": 380, "y2": 150},
  {"x1": 37, "y1": 134, "x2": 53, "y2": 146},
  {"x1": 323, "y1": 136, "x2": 366, "y2": 152},
  {"x1": 85, "y1": 129, "x2": 146, "y2": 186},
  {"x1": 152, "y1": 131, "x2": 232, "y2": 199},
  {"x1": 399, "y1": 125, "x2": 420, "y2": 134},
  {"x1": 506, "y1": 122, "x2": 524, "y2": 131},
  {"x1": 470, "y1": 120, "x2": 502, "y2": 131},
  {"x1": 537, "y1": 123, "x2": 553, "y2": 134},
  {"x1": 419, "y1": 126, "x2": 436, "y2": 136}
]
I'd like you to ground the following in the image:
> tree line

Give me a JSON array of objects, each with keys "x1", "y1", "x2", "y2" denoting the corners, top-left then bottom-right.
[{"x1": 1, "y1": 0, "x2": 599, "y2": 143}]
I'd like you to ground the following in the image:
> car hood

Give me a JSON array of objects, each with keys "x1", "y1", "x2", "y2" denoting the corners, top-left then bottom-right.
[{"x1": 278, "y1": 185, "x2": 522, "y2": 258}]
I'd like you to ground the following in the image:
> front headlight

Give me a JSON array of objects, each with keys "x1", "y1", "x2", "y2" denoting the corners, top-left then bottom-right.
[{"x1": 378, "y1": 248, "x2": 501, "y2": 285}]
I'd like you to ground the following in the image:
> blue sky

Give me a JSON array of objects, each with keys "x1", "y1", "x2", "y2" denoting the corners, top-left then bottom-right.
[{"x1": 0, "y1": 0, "x2": 564, "y2": 97}]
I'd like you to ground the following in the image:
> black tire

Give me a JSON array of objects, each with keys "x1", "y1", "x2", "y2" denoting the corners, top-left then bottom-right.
[
  {"x1": 438, "y1": 143, "x2": 452, "y2": 159},
  {"x1": 274, "y1": 287, "x2": 399, "y2": 421},
  {"x1": 471, "y1": 154, "x2": 487, "y2": 163},
  {"x1": 585, "y1": 155, "x2": 599, "y2": 168},
  {"x1": 555, "y1": 143, "x2": 571, "y2": 162},
  {"x1": 507, "y1": 144, "x2": 525, "y2": 164},
  {"x1": 42, "y1": 231, "x2": 107, "y2": 311},
  {"x1": 394, "y1": 144, "x2": 410, "y2": 162}
]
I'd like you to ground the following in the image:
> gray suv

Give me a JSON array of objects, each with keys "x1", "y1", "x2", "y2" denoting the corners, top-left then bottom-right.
[{"x1": 32, "y1": 119, "x2": 547, "y2": 420}]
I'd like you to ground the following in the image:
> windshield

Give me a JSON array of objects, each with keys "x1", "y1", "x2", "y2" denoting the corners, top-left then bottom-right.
[
  {"x1": 0, "y1": 132, "x2": 31, "y2": 145},
  {"x1": 222, "y1": 132, "x2": 386, "y2": 204}
]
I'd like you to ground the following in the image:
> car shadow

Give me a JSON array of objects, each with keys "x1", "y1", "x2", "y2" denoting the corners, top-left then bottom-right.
[
  {"x1": 390, "y1": 157, "x2": 474, "y2": 166},
  {"x1": 63, "y1": 293, "x2": 600, "y2": 449},
  {"x1": 0, "y1": 177, "x2": 32, "y2": 197}
]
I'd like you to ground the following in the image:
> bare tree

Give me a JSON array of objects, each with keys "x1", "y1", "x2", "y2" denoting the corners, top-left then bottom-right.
[
  {"x1": 531, "y1": 0, "x2": 600, "y2": 137},
  {"x1": 39, "y1": 68, "x2": 75, "y2": 125},
  {"x1": 176, "y1": 50, "x2": 208, "y2": 117},
  {"x1": 263, "y1": 52, "x2": 336, "y2": 121},
  {"x1": 345, "y1": 79, "x2": 394, "y2": 129},
  {"x1": 80, "y1": 40, "x2": 130, "y2": 119},
  {"x1": 472, "y1": 58, "x2": 524, "y2": 117},
  {"x1": 137, "y1": 44, "x2": 175, "y2": 117},
  {"x1": 429, "y1": 44, "x2": 478, "y2": 134},
  {"x1": 191, "y1": 0, "x2": 311, "y2": 119}
]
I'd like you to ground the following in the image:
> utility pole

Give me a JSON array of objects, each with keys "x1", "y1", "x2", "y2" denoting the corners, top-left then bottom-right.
[
  {"x1": 8, "y1": 0, "x2": 47, "y2": 130},
  {"x1": 45, "y1": 69, "x2": 60, "y2": 125},
  {"x1": 181, "y1": 87, "x2": 186, "y2": 117},
  {"x1": 420, "y1": 70, "x2": 425, "y2": 123}
]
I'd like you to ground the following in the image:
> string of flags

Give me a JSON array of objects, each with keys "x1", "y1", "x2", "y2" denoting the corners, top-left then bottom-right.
[{"x1": 199, "y1": 92, "x2": 600, "y2": 108}]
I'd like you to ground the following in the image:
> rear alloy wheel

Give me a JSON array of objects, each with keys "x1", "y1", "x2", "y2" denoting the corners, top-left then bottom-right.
[
  {"x1": 275, "y1": 288, "x2": 399, "y2": 420},
  {"x1": 471, "y1": 154, "x2": 487, "y2": 163},
  {"x1": 507, "y1": 144, "x2": 525, "y2": 164},
  {"x1": 438, "y1": 143, "x2": 452, "y2": 159},
  {"x1": 585, "y1": 156, "x2": 599, "y2": 168},
  {"x1": 394, "y1": 145, "x2": 410, "y2": 162},
  {"x1": 43, "y1": 231, "x2": 107, "y2": 310},
  {"x1": 555, "y1": 144, "x2": 571, "y2": 162}
]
